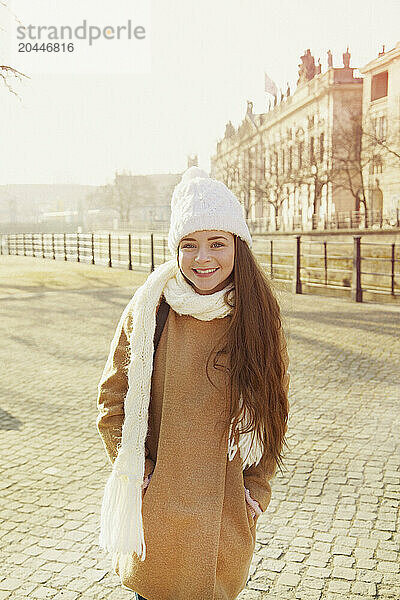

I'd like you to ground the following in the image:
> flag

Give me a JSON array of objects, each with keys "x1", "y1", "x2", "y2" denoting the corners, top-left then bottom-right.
[{"x1": 264, "y1": 72, "x2": 278, "y2": 97}]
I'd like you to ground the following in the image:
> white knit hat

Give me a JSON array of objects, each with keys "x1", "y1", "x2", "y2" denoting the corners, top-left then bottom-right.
[{"x1": 168, "y1": 166, "x2": 252, "y2": 255}]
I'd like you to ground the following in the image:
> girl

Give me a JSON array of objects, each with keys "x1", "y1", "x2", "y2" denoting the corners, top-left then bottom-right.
[{"x1": 96, "y1": 166, "x2": 290, "y2": 600}]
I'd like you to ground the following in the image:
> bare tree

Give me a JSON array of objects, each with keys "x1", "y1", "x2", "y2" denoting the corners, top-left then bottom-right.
[
  {"x1": 219, "y1": 157, "x2": 257, "y2": 220},
  {"x1": 94, "y1": 171, "x2": 156, "y2": 227},
  {"x1": 283, "y1": 130, "x2": 336, "y2": 230},
  {"x1": 0, "y1": 1, "x2": 30, "y2": 97},
  {"x1": 332, "y1": 104, "x2": 380, "y2": 228},
  {"x1": 362, "y1": 107, "x2": 400, "y2": 165},
  {"x1": 254, "y1": 143, "x2": 292, "y2": 230}
]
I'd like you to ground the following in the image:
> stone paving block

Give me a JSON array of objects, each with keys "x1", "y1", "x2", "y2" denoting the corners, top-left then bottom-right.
[
  {"x1": 260, "y1": 559, "x2": 285, "y2": 573},
  {"x1": 328, "y1": 579, "x2": 351, "y2": 593},
  {"x1": 332, "y1": 555, "x2": 355, "y2": 567},
  {"x1": 305, "y1": 551, "x2": 330, "y2": 567},
  {"x1": 358, "y1": 537, "x2": 379, "y2": 549},
  {"x1": 29, "y1": 587, "x2": 59, "y2": 598},
  {"x1": 332, "y1": 545, "x2": 353, "y2": 556},
  {"x1": 51, "y1": 591, "x2": 80, "y2": 600},
  {"x1": 295, "y1": 588, "x2": 323, "y2": 600},
  {"x1": 377, "y1": 561, "x2": 400, "y2": 573},
  {"x1": 277, "y1": 572, "x2": 301, "y2": 586},
  {"x1": 352, "y1": 581, "x2": 378, "y2": 595},
  {"x1": 331, "y1": 566, "x2": 357, "y2": 580},
  {"x1": 0, "y1": 579, "x2": 20, "y2": 592},
  {"x1": 285, "y1": 551, "x2": 307, "y2": 562},
  {"x1": 306, "y1": 566, "x2": 332, "y2": 579},
  {"x1": 301, "y1": 577, "x2": 325, "y2": 590}
]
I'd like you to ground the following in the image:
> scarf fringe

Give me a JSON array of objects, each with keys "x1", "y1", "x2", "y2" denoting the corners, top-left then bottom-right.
[{"x1": 99, "y1": 469, "x2": 146, "y2": 560}]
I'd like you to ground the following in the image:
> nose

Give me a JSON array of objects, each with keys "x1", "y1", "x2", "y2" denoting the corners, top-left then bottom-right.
[{"x1": 194, "y1": 246, "x2": 211, "y2": 263}]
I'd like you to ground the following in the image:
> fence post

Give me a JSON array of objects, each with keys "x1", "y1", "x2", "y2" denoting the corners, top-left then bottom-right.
[
  {"x1": 128, "y1": 233, "x2": 132, "y2": 270},
  {"x1": 293, "y1": 235, "x2": 302, "y2": 294},
  {"x1": 42, "y1": 233, "x2": 45, "y2": 258},
  {"x1": 23, "y1": 233, "x2": 26, "y2": 256},
  {"x1": 108, "y1": 233, "x2": 112, "y2": 267},
  {"x1": 391, "y1": 243, "x2": 395, "y2": 296},
  {"x1": 32, "y1": 234, "x2": 35, "y2": 258},
  {"x1": 91, "y1": 233, "x2": 95, "y2": 265},
  {"x1": 64, "y1": 233, "x2": 67, "y2": 261},
  {"x1": 351, "y1": 236, "x2": 362, "y2": 302},
  {"x1": 324, "y1": 241, "x2": 327, "y2": 286},
  {"x1": 397, "y1": 208, "x2": 400, "y2": 228},
  {"x1": 150, "y1": 233, "x2": 155, "y2": 272},
  {"x1": 270, "y1": 240, "x2": 273, "y2": 278},
  {"x1": 15, "y1": 233, "x2": 19, "y2": 256},
  {"x1": 52, "y1": 233, "x2": 55, "y2": 260},
  {"x1": 77, "y1": 233, "x2": 80, "y2": 262}
]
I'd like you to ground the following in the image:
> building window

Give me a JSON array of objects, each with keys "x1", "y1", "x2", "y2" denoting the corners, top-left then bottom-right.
[
  {"x1": 370, "y1": 155, "x2": 383, "y2": 174},
  {"x1": 298, "y1": 141, "x2": 304, "y2": 169},
  {"x1": 288, "y1": 147, "x2": 293, "y2": 172},
  {"x1": 319, "y1": 133, "x2": 324, "y2": 162},
  {"x1": 378, "y1": 115, "x2": 387, "y2": 140},
  {"x1": 371, "y1": 71, "x2": 388, "y2": 101},
  {"x1": 310, "y1": 136, "x2": 315, "y2": 164}
]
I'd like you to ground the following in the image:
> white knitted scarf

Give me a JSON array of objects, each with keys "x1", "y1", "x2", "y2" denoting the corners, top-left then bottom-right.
[{"x1": 98, "y1": 258, "x2": 263, "y2": 564}]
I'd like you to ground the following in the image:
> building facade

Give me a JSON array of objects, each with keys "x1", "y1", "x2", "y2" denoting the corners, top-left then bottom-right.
[
  {"x1": 211, "y1": 49, "x2": 366, "y2": 231},
  {"x1": 360, "y1": 42, "x2": 400, "y2": 224}
]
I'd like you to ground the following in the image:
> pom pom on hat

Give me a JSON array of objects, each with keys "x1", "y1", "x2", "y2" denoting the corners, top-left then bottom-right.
[{"x1": 168, "y1": 166, "x2": 252, "y2": 254}]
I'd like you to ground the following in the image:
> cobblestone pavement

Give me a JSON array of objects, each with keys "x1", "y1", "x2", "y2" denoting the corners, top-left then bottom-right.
[{"x1": 0, "y1": 257, "x2": 399, "y2": 600}]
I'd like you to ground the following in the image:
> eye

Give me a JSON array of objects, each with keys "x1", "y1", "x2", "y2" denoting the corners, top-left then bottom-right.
[
  {"x1": 181, "y1": 243, "x2": 195, "y2": 249},
  {"x1": 211, "y1": 242, "x2": 224, "y2": 248}
]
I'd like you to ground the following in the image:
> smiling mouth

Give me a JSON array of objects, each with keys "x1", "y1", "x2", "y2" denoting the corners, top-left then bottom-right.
[{"x1": 192, "y1": 267, "x2": 219, "y2": 276}]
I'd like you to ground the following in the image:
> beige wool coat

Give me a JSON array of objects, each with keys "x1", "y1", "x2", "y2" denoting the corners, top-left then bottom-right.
[{"x1": 96, "y1": 296, "x2": 290, "y2": 600}]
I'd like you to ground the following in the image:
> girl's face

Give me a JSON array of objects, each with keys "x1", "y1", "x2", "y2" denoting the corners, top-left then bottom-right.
[{"x1": 178, "y1": 230, "x2": 235, "y2": 295}]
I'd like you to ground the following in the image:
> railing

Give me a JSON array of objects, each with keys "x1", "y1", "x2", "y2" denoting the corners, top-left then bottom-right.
[
  {"x1": 248, "y1": 208, "x2": 400, "y2": 233},
  {"x1": 1, "y1": 232, "x2": 399, "y2": 302},
  {"x1": 258, "y1": 236, "x2": 399, "y2": 301},
  {"x1": 1, "y1": 232, "x2": 172, "y2": 271}
]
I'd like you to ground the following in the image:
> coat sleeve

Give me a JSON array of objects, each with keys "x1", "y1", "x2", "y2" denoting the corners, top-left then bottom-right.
[
  {"x1": 242, "y1": 327, "x2": 290, "y2": 514},
  {"x1": 96, "y1": 298, "x2": 156, "y2": 479}
]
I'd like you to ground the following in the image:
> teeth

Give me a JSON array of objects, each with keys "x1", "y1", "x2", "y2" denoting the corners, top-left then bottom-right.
[{"x1": 193, "y1": 268, "x2": 218, "y2": 273}]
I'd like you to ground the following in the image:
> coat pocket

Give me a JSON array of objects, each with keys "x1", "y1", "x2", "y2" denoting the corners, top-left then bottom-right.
[{"x1": 245, "y1": 499, "x2": 257, "y2": 530}]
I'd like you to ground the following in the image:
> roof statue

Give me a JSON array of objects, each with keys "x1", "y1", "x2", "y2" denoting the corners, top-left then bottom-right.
[
  {"x1": 297, "y1": 49, "x2": 316, "y2": 85},
  {"x1": 224, "y1": 120, "x2": 235, "y2": 138},
  {"x1": 343, "y1": 46, "x2": 351, "y2": 68}
]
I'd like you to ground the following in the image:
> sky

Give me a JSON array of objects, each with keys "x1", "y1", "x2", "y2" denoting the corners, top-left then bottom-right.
[{"x1": 1, "y1": 0, "x2": 400, "y2": 186}]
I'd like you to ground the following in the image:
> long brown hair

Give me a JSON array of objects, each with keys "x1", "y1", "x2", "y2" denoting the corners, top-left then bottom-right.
[{"x1": 177, "y1": 234, "x2": 289, "y2": 473}]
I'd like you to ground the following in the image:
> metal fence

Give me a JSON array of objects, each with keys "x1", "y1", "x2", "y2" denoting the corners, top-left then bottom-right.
[
  {"x1": 1, "y1": 232, "x2": 399, "y2": 303},
  {"x1": 249, "y1": 208, "x2": 400, "y2": 234}
]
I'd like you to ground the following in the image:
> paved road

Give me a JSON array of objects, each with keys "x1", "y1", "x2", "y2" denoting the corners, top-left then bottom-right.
[{"x1": 0, "y1": 257, "x2": 399, "y2": 600}]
